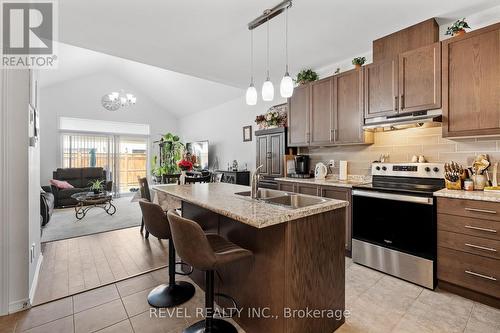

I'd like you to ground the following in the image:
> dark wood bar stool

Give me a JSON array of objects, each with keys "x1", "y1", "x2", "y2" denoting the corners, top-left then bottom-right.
[
  {"x1": 167, "y1": 210, "x2": 253, "y2": 333},
  {"x1": 139, "y1": 200, "x2": 195, "y2": 307}
]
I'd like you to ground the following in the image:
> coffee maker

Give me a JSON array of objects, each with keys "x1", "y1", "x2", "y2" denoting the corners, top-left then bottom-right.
[{"x1": 292, "y1": 155, "x2": 311, "y2": 178}]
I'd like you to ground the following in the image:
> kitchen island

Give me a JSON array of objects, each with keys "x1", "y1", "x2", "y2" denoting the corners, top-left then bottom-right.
[{"x1": 153, "y1": 183, "x2": 348, "y2": 333}]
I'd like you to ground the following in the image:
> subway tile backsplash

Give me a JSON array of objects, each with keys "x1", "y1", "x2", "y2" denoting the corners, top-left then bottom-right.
[{"x1": 302, "y1": 124, "x2": 500, "y2": 180}]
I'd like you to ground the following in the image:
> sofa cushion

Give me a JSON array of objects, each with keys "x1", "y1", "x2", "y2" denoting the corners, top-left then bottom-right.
[
  {"x1": 54, "y1": 168, "x2": 83, "y2": 187},
  {"x1": 82, "y1": 167, "x2": 106, "y2": 187},
  {"x1": 50, "y1": 179, "x2": 74, "y2": 189}
]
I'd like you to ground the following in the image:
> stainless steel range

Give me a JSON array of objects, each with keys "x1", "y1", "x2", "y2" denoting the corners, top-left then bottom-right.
[{"x1": 352, "y1": 162, "x2": 445, "y2": 289}]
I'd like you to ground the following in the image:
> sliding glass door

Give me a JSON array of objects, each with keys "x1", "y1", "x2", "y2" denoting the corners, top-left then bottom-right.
[{"x1": 61, "y1": 133, "x2": 148, "y2": 194}]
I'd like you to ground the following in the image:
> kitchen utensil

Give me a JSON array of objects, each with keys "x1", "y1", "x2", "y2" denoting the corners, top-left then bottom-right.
[
  {"x1": 418, "y1": 155, "x2": 426, "y2": 163},
  {"x1": 411, "y1": 155, "x2": 418, "y2": 163},
  {"x1": 472, "y1": 174, "x2": 487, "y2": 190},
  {"x1": 493, "y1": 163, "x2": 498, "y2": 187},
  {"x1": 314, "y1": 163, "x2": 328, "y2": 180}
]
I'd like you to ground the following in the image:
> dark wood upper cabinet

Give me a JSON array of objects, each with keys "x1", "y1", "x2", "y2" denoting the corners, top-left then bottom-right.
[
  {"x1": 364, "y1": 59, "x2": 398, "y2": 118},
  {"x1": 373, "y1": 18, "x2": 439, "y2": 63},
  {"x1": 442, "y1": 23, "x2": 500, "y2": 138},
  {"x1": 287, "y1": 84, "x2": 310, "y2": 146},
  {"x1": 255, "y1": 127, "x2": 286, "y2": 178},
  {"x1": 334, "y1": 69, "x2": 365, "y2": 144},
  {"x1": 310, "y1": 77, "x2": 334, "y2": 145},
  {"x1": 398, "y1": 42, "x2": 441, "y2": 113}
]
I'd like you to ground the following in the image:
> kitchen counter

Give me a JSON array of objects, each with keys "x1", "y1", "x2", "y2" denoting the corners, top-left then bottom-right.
[
  {"x1": 152, "y1": 182, "x2": 348, "y2": 228},
  {"x1": 153, "y1": 182, "x2": 347, "y2": 333},
  {"x1": 434, "y1": 188, "x2": 500, "y2": 203},
  {"x1": 275, "y1": 176, "x2": 370, "y2": 188}
]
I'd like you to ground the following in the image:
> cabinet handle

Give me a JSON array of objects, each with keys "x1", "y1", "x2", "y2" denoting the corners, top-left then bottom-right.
[
  {"x1": 465, "y1": 270, "x2": 497, "y2": 281},
  {"x1": 464, "y1": 225, "x2": 497, "y2": 233},
  {"x1": 465, "y1": 207, "x2": 497, "y2": 214},
  {"x1": 465, "y1": 243, "x2": 497, "y2": 252},
  {"x1": 400, "y1": 95, "x2": 404, "y2": 110},
  {"x1": 266, "y1": 152, "x2": 272, "y2": 159},
  {"x1": 394, "y1": 96, "x2": 398, "y2": 111}
]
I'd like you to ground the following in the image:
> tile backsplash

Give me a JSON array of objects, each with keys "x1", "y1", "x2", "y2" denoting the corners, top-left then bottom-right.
[{"x1": 302, "y1": 123, "x2": 500, "y2": 180}]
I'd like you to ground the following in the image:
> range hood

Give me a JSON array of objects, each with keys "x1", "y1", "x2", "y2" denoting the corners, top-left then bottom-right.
[{"x1": 363, "y1": 110, "x2": 442, "y2": 129}]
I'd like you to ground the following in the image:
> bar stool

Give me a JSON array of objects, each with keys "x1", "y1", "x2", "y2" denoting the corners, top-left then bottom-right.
[
  {"x1": 139, "y1": 200, "x2": 195, "y2": 307},
  {"x1": 167, "y1": 210, "x2": 253, "y2": 333}
]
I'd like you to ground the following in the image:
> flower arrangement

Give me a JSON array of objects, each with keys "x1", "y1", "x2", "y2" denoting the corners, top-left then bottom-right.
[
  {"x1": 178, "y1": 159, "x2": 193, "y2": 171},
  {"x1": 255, "y1": 107, "x2": 287, "y2": 129},
  {"x1": 295, "y1": 69, "x2": 319, "y2": 85},
  {"x1": 445, "y1": 18, "x2": 470, "y2": 36}
]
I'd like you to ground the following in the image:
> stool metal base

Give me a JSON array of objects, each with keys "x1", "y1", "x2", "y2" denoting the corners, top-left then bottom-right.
[
  {"x1": 147, "y1": 281, "x2": 195, "y2": 308},
  {"x1": 183, "y1": 318, "x2": 238, "y2": 333}
]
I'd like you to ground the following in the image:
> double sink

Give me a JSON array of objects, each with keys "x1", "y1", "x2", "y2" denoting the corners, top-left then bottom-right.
[{"x1": 235, "y1": 189, "x2": 328, "y2": 209}]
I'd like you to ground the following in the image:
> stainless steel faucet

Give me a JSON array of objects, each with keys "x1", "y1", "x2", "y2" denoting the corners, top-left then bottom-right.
[{"x1": 251, "y1": 165, "x2": 264, "y2": 199}]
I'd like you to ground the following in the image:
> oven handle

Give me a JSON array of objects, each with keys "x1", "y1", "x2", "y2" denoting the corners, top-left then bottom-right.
[{"x1": 352, "y1": 190, "x2": 434, "y2": 205}]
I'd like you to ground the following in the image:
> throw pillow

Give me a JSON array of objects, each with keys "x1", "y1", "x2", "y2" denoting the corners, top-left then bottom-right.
[{"x1": 50, "y1": 179, "x2": 74, "y2": 189}]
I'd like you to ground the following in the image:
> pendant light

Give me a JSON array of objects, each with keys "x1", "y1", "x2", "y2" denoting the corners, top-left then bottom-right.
[
  {"x1": 280, "y1": 7, "x2": 293, "y2": 98},
  {"x1": 245, "y1": 30, "x2": 257, "y2": 105},
  {"x1": 261, "y1": 19, "x2": 274, "y2": 101}
]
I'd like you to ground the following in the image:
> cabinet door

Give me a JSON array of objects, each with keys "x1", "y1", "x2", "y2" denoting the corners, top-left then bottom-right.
[
  {"x1": 364, "y1": 59, "x2": 398, "y2": 118},
  {"x1": 256, "y1": 135, "x2": 270, "y2": 176},
  {"x1": 310, "y1": 77, "x2": 334, "y2": 146},
  {"x1": 321, "y1": 187, "x2": 352, "y2": 251},
  {"x1": 269, "y1": 132, "x2": 285, "y2": 177},
  {"x1": 333, "y1": 69, "x2": 364, "y2": 144},
  {"x1": 278, "y1": 182, "x2": 295, "y2": 193},
  {"x1": 296, "y1": 184, "x2": 319, "y2": 196},
  {"x1": 442, "y1": 23, "x2": 500, "y2": 137},
  {"x1": 287, "y1": 84, "x2": 310, "y2": 146},
  {"x1": 398, "y1": 42, "x2": 441, "y2": 113}
]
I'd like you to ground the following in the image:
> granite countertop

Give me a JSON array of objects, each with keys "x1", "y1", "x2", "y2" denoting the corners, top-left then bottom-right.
[
  {"x1": 434, "y1": 189, "x2": 500, "y2": 203},
  {"x1": 275, "y1": 176, "x2": 370, "y2": 188},
  {"x1": 152, "y1": 183, "x2": 349, "y2": 228}
]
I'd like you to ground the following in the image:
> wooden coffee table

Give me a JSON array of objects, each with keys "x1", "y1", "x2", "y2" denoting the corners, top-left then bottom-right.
[{"x1": 71, "y1": 191, "x2": 116, "y2": 220}]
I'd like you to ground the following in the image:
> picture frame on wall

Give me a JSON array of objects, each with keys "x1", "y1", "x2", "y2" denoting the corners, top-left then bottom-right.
[{"x1": 243, "y1": 125, "x2": 252, "y2": 142}]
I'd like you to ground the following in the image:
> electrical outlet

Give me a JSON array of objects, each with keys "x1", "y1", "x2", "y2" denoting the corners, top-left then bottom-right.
[
  {"x1": 329, "y1": 160, "x2": 336, "y2": 168},
  {"x1": 30, "y1": 243, "x2": 35, "y2": 263}
]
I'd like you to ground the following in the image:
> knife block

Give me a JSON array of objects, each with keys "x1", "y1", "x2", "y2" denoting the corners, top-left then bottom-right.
[{"x1": 445, "y1": 179, "x2": 462, "y2": 190}]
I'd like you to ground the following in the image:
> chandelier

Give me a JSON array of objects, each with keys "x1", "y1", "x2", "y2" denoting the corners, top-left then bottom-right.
[{"x1": 101, "y1": 90, "x2": 137, "y2": 111}]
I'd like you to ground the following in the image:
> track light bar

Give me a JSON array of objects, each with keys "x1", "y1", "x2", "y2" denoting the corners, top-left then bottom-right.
[{"x1": 248, "y1": 0, "x2": 292, "y2": 30}]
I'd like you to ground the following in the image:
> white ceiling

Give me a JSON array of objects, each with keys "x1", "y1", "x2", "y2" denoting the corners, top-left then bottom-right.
[
  {"x1": 57, "y1": 0, "x2": 499, "y2": 89},
  {"x1": 39, "y1": 43, "x2": 243, "y2": 117}
]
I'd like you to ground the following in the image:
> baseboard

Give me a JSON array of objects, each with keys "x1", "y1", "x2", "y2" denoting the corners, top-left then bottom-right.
[
  {"x1": 29, "y1": 254, "x2": 43, "y2": 305},
  {"x1": 8, "y1": 298, "x2": 29, "y2": 314},
  {"x1": 438, "y1": 280, "x2": 500, "y2": 309}
]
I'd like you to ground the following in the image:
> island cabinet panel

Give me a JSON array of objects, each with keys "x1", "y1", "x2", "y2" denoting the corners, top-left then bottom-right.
[
  {"x1": 437, "y1": 197, "x2": 500, "y2": 308},
  {"x1": 442, "y1": 22, "x2": 500, "y2": 138},
  {"x1": 310, "y1": 77, "x2": 334, "y2": 146},
  {"x1": 180, "y1": 201, "x2": 346, "y2": 333},
  {"x1": 398, "y1": 42, "x2": 441, "y2": 113},
  {"x1": 288, "y1": 84, "x2": 310, "y2": 146},
  {"x1": 295, "y1": 183, "x2": 320, "y2": 196},
  {"x1": 333, "y1": 69, "x2": 364, "y2": 144},
  {"x1": 278, "y1": 181, "x2": 295, "y2": 193},
  {"x1": 364, "y1": 59, "x2": 398, "y2": 118}
]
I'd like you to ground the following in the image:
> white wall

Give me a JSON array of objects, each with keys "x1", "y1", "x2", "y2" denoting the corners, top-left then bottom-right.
[
  {"x1": 0, "y1": 69, "x2": 40, "y2": 314},
  {"x1": 39, "y1": 72, "x2": 178, "y2": 184},
  {"x1": 178, "y1": 96, "x2": 282, "y2": 171}
]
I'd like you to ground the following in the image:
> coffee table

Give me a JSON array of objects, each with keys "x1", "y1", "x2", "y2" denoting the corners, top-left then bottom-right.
[{"x1": 71, "y1": 191, "x2": 116, "y2": 220}]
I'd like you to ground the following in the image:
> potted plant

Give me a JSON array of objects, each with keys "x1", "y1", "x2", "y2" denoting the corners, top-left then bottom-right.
[
  {"x1": 295, "y1": 69, "x2": 319, "y2": 85},
  {"x1": 89, "y1": 179, "x2": 105, "y2": 195},
  {"x1": 445, "y1": 18, "x2": 470, "y2": 37},
  {"x1": 352, "y1": 57, "x2": 366, "y2": 70},
  {"x1": 158, "y1": 132, "x2": 184, "y2": 183}
]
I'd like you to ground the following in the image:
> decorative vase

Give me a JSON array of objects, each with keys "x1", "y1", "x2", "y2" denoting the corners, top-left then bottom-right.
[
  {"x1": 93, "y1": 189, "x2": 100, "y2": 195},
  {"x1": 354, "y1": 64, "x2": 362, "y2": 70},
  {"x1": 454, "y1": 29, "x2": 466, "y2": 36},
  {"x1": 472, "y1": 174, "x2": 487, "y2": 190},
  {"x1": 179, "y1": 171, "x2": 186, "y2": 185}
]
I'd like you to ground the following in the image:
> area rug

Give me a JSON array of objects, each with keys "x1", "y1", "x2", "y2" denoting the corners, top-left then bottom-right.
[{"x1": 41, "y1": 196, "x2": 142, "y2": 242}]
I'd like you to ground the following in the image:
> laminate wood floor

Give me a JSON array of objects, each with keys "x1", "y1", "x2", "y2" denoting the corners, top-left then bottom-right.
[{"x1": 33, "y1": 226, "x2": 169, "y2": 305}]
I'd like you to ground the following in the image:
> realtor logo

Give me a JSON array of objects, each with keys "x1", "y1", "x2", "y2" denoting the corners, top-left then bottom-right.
[{"x1": 1, "y1": 0, "x2": 58, "y2": 68}]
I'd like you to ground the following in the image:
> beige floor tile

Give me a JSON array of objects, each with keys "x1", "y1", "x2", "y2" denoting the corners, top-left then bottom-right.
[
  {"x1": 21, "y1": 316, "x2": 74, "y2": 333},
  {"x1": 464, "y1": 302, "x2": 500, "y2": 333},
  {"x1": 74, "y1": 299, "x2": 127, "y2": 333},
  {"x1": 0, "y1": 311, "x2": 21, "y2": 333},
  {"x1": 116, "y1": 274, "x2": 158, "y2": 298},
  {"x1": 73, "y1": 284, "x2": 120, "y2": 313},
  {"x1": 345, "y1": 263, "x2": 384, "y2": 306},
  {"x1": 16, "y1": 297, "x2": 73, "y2": 331},
  {"x1": 130, "y1": 309, "x2": 189, "y2": 333},
  {"x1": 122, "y1": 289, "x2": 151, "y2": 317},
  {"x1": 95, "y1": 319, "x2": 134, "y2": 333}
]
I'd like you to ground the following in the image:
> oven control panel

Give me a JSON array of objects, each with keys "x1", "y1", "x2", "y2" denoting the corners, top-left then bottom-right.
[{"x1": 372, "y1": 163, "x2": 444, "y2": 179}]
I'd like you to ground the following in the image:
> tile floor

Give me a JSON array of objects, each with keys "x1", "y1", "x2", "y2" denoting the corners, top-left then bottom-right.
[{"x1": 1, "y1": 258, "x2": 499, "y2": 333}]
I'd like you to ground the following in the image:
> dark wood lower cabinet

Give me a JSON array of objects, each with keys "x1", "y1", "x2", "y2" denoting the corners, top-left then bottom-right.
[{"x1": 277, "y1": 181, "x2": 353, "y2": 253}]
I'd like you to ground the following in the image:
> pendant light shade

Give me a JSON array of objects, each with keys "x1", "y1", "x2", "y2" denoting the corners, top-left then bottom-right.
[
  {"x1": 262, "y1": 79, "x2": 274, "y2": 101},
  {"x1": 280, "y1": 7, "x2": 294, "y2": 98},
  {"x1": 246, "y1": 84, "x2": 257, "y2": 105}
]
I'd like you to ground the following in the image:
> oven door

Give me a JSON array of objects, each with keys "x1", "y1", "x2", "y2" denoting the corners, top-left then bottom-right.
[{"x1": 352, "y1": 190, "x2": 436, "y2": 260}]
